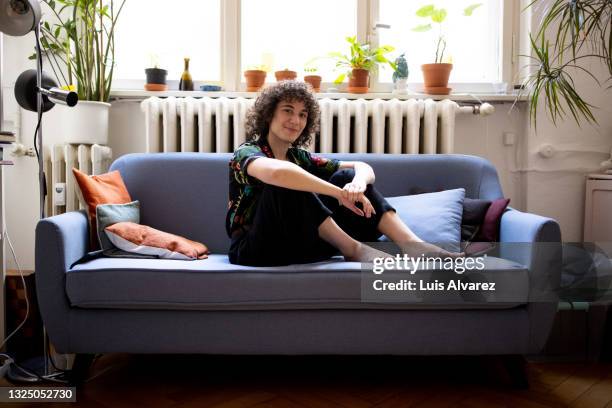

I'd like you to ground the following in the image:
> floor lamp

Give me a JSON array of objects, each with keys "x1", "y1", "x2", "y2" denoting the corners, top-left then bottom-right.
[{"x1": 0, "y1": 0, "x2": 77, "y2": 383}]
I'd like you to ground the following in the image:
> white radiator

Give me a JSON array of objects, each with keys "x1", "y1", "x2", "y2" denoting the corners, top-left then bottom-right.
[
  {"x1": 141, "y1": 96, "x2": 494, "y2": 154},
  {"x1": 44, "y1": 143, "x2": 113, "y2": 216}
]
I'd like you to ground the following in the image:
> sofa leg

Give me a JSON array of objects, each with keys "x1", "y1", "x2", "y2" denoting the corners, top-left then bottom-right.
[
  {"x1": 67, "y1": 354, "x2": 96, "y2": 387},
  {"x1": 503, "y1": 355, "x2": 529, "y2": 389}
]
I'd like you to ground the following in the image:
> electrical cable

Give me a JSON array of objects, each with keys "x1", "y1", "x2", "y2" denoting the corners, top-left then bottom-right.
[
  {"x1": 0, "y1": 231, "x2": 30, "y2": 351},
  {"x1": 0, "y1": 229, "x2": 69, "y2": 384}
]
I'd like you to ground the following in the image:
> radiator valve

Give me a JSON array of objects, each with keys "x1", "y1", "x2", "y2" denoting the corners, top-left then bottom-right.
[{"x1": 11, "y1": 143, "x2": 36, "y2": 157}]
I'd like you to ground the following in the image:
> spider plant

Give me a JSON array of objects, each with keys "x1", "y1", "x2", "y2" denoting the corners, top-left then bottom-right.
[{"x1": 520, "y1": 0, "x2": 611, "y2": 127}]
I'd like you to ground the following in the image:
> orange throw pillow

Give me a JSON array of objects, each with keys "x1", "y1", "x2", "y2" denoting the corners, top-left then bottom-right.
[
  {"x1": 72, "y1": 168, "x2": 132, "y2": 250},
  {"x1": 105, "y1": 222, "x2": 209, "y2": 260}
]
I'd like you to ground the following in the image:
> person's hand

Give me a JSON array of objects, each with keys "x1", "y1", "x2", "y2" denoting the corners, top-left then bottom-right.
[
  {"x1": 337, "y1": 192, "x2": 376, "y2": 218},
  {"x1": 342, "y1": 180, "x2": 367, "y2": 203}
]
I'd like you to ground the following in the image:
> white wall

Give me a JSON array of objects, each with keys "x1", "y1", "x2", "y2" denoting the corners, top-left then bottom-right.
[{"x1": 1, "y1": 29, "x2": 611, "y2": 271}]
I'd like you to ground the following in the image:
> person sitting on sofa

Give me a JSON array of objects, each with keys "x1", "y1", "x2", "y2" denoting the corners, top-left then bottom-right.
[{"x1": 227, "y1": 80, "x2": 462, "y2": 266}]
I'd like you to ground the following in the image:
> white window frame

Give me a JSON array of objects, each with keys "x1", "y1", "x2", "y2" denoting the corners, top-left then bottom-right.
[
  {"x1": 112, "y1": 0, "x2": 520, "y2": 94},
  {"x1": 367, "y1": 0, "x2": 519, "y2": 93}
]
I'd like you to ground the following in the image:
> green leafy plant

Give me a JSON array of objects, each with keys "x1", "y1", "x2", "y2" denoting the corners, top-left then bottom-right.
[
  {"x1": 520, "y1": 0, "x2": 611, "y2": 128},
  {"x1": 328, "y1": 36, "x2": 396, "y2": 84},
  {"x1": 412, "y1": 3, "x2": 482, "y2": 63},
  {"x1": 29, "y1": 0, "x2": 126, "y2": 103},
  {"x1": 304, "y1": 57, "x2": 319, "y2": 74}
]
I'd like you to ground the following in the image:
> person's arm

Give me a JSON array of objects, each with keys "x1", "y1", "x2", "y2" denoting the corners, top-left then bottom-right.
[
  {"x1": 338, "y1": 161, "x2": 375, "y2": 185},
  {"x1": 247, "y1": 157, "x2": 344, "y2": 198},
  {"x1": 247, "y1": 157, "x2": 373, "y2": 217},
  {"x1": 337, "y1": 161, "x2": 375, "y2": 203}
]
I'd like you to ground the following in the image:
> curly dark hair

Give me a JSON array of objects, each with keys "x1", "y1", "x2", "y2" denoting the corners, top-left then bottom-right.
[{"x1": 245, "y1": 80, "x2": 320, "y2": 148}]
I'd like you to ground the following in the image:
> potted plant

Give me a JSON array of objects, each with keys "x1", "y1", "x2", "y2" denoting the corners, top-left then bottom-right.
[
  {"x1": 145, "y1": 54, "x2": 168, "y2": 91},
  {"x1": 392, "y1": 53, "x2": 409, "y2": 96},
  {"x1": 303, "y1": 62, "x2": 322, "y2": 92},
  {"x1": 520, "y1": 0, "x2": 611, "y2": 127},
  {"x1": 244, "y1": 65, "x2": 269, "y2": 92},
  {"x1": 31, "y1": 0, "x2": 126, "y2": 145},
  {"x1": 413, "y1": 3, "x2": 482, "y2": 95},
  {"x1": 274, "y1": 69, "x2": 297, "y2": 82},
  {"x1": 329, "y1": 36, "x2": 396, "y2": 94}
]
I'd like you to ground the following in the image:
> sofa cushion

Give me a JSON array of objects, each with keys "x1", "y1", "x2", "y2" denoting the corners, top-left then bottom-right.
[
  {"x1": 73, "y1": 168, "x2": 132, "y2": 250},
  {"x1": 66, "y1": 254, "x2": 529, "y2": 311},
  {"x1": 96, "y1": 201, "x2": 140, "y2": 251},
  {"x1": 105, "y1": 222, "x2": 209, "y2": 260},
  {"x1": 477, "y1": 197, "x2": 511, "y2": 242},
  {"x1": 382, "y1": 189, "x2": 465, "y2": 252}
]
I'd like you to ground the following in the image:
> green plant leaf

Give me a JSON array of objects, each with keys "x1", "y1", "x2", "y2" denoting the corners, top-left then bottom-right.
[
  {"x1": 412, "y1": 24, "x2": 432, "y2": 32},
  {"x1": 463, "y1": 3, "x2": 482, "y2": 16},
  {"x1": 416, "y1": 5, "x2": 435, "y2": 17},
  {"x1": 431, "y1": 9, "x2": 447, "y2": 23},
  {"x1": 334, "y1": 73, "x2": 346, "y2": 84}
]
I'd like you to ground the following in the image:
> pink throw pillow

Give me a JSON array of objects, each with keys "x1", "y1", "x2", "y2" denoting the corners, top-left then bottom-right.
[
  {"x1": 476, "y1": 198, "x2": 510, "y2": 242},
  {"x1": 105, "y1": 222, "x2": 209, "y2": 260}
]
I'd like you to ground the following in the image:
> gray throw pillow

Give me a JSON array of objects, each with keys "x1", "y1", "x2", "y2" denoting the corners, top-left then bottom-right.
[
  {"x1": 382, "y1": 188, "x2": 465, "y2": 252},
  {"x1": 96, "y1": 200, "x2": 140, "y2": 250}
]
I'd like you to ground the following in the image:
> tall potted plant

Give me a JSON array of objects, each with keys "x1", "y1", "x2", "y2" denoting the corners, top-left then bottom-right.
[
  {"x1": 32, "y1": 0, "x2": 125, "y2": 145},
  {"x1": 521, "y1": 0, "x2": 611, "y2": 128},
  {"x1": 413, "y1": 3, "x2": 482, "y2": 95},
  {"x1": 329, "y1": 36, "x2": 396, "y2": 94}
]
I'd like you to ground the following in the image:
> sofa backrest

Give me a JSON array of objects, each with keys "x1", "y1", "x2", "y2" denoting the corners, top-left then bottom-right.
[{"x1": 110, "y1": 153, "x2": 503, "y2": 254}]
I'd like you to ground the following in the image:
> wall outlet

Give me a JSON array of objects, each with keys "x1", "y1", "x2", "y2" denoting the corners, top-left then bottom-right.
[
  {"x1": 53, "y1": 183, "x2": 66, "y2": 206},
  {"x1": 503, "y1": 132, "x2": 516, "y2": 146}
]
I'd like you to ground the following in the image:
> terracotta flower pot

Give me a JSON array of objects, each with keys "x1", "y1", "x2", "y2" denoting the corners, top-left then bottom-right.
[
  {"x1": 347, "y1": 68, "x2": 369, "y2": 93},
  {"x1": 421, "y1": 63, "x2": 453, "y2": 94},
  {"x1": 274, "y1": 70, "x2": 297, "y2": 82},
  {"x1": 244, "y1": 70, "x2": 267, "y2": 92},
  {"x1": 304, "y1": 75, "x2": 322, "y2": 92}
]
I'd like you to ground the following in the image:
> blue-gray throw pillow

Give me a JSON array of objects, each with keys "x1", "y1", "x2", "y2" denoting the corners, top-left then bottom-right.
[
  {"x1": 96, "y1": 200, "x2": 140, "y2": 251},
  {"x1": 382, "y1": 188, "x2": 465, "y2": 252}
]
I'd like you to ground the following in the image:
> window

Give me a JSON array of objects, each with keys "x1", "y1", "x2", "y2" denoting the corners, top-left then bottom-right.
[
  {"x1": 240, "y1": 0, "x2": 357, "y2": 81},
  {"x1": 110, "y1": 0, "x2": 515, "y2": 93},
  {"x1": 113, "y1": 0, "x2": 221, "y2": 86},
  {"x1": 376, "y1": 0, "x2": 505, "y2": 89}
]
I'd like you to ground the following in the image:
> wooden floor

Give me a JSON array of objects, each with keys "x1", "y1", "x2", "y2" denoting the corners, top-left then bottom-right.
[{"x1": 3, "y1": 354, "x2": 612, "y2": 407}]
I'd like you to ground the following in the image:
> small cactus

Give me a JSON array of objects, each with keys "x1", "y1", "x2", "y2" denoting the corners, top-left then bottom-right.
[{"x1": 392, "y1": 53, "x2": 409, "y2": 83}]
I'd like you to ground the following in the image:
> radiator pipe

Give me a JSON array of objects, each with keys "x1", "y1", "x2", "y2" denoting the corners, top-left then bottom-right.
[{"x1": 456, "y1": 102, "x2": 495, "y2": 116}]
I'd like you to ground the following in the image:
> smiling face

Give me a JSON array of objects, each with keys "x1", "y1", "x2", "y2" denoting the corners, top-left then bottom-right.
[{"x1": 267, "y1": 100, "x2": 308, "y2": 145}]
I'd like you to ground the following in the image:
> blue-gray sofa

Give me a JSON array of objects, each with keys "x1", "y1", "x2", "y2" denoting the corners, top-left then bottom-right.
[{"x1": 35, "y1": 153, "x2": 561, "y2": 383}]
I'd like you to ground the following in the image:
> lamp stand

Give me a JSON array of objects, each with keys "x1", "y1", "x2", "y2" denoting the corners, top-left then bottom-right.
[{"x1": 35, "y1": 23, "x2": 44, "y2": 221}]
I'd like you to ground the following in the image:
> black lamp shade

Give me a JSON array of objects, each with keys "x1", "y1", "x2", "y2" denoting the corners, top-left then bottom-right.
[
  {"x1": 0, "y1": 0, "x2": 41, "y2": 36},
  {"x1": 14, "y1": 69, "x2": 57, "y2": 112}
]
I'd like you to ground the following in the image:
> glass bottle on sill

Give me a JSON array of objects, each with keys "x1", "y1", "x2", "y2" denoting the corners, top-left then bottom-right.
[{"x1": 179, "y1": 57, "x2": 194, "y2": 91}]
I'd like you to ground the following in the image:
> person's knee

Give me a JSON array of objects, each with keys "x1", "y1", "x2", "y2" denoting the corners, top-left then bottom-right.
[{"x1": 329, "y1": 168, "x2": 355, "y2": 186}]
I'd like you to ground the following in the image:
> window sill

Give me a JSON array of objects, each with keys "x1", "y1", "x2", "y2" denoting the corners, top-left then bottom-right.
[{"x1": 109, "y1": 89, "x2": 527, "y2": 103}]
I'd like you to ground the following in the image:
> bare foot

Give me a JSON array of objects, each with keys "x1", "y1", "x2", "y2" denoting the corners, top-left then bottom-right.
[
  {"x1": 345, "y1": 242, "x2": 394, "y2": 263},
  {"x1": 400, "y1": 241, "x2": 465, "y2": 258}
]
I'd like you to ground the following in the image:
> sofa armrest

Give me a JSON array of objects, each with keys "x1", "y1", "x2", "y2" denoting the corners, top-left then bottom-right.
[
  {"x1": 35, "y1": 210, "x2": 89, "y2": 351},
  {"x1": 499, "y1": 208, "x2": 562, "y2": 352}
]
